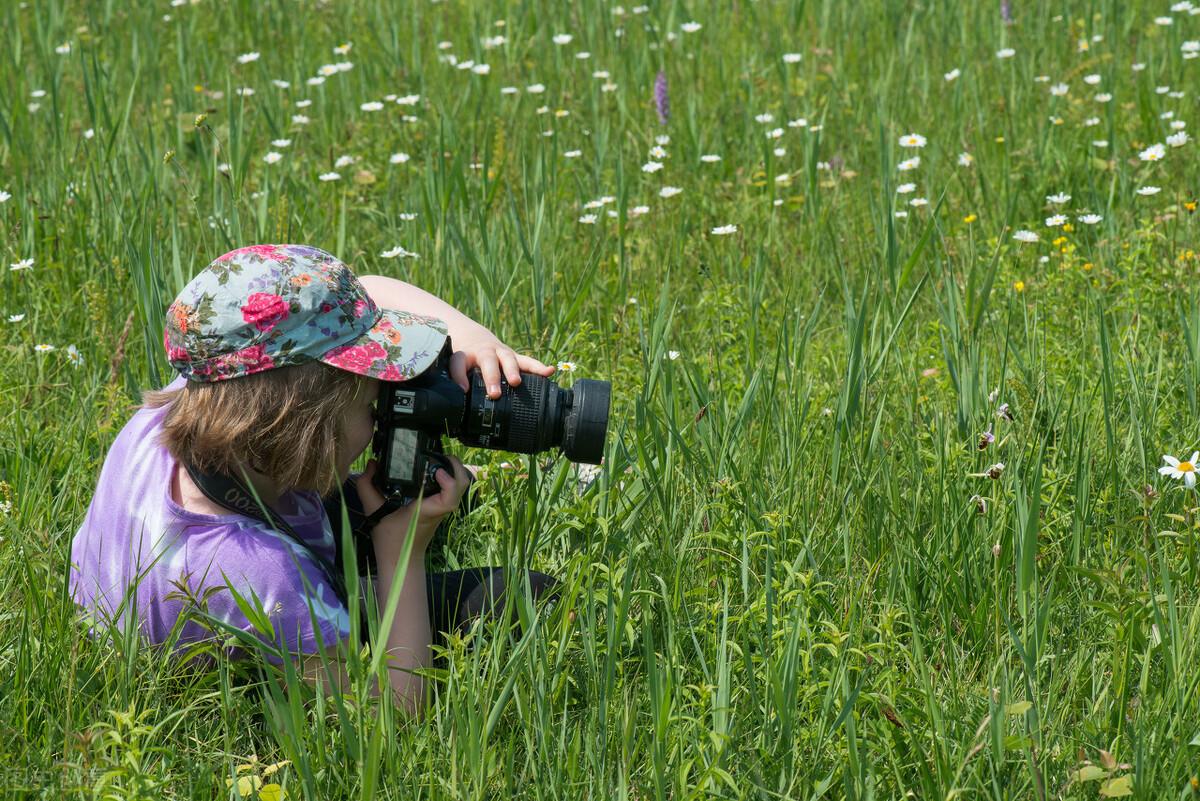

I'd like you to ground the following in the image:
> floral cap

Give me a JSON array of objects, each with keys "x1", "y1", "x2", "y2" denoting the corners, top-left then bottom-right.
[{"x1": 164, "y1": 244, "x2": 448, "y2": 383}]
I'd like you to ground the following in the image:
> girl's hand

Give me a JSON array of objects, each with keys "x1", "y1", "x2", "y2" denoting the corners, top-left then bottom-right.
[
  {"x1": 449, "y1": 325, "x2": 556, "y2": 400},
  {"x1": 355, "y1": 456, "x2": 473, "y2": 558}
]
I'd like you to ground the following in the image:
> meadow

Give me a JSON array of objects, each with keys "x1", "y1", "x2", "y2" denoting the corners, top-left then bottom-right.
[{"x1": 2, "y1": 0, "x2": 1200, "y2": 797}]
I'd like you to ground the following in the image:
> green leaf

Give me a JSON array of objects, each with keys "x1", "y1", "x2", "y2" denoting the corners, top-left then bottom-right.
[
  {"x1": 1099, "y1": 775, "x2": 1133, "y2": 797},
  {"x1": 1005, "y1": 700, "x2": 1032, "y2": 716},
  {"x1": 1075, "y1": 765, "x2": 1107, "y2": 782}
]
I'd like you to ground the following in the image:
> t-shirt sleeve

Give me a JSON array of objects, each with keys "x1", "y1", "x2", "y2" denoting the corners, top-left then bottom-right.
[{"x1": 186, "y1": 523, "x2": 352, "y2": 664}]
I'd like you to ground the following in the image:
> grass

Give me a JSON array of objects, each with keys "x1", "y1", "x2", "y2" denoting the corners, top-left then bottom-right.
[{"x1": 2, "y1": 0, "x2": 1200, "y2": 797}]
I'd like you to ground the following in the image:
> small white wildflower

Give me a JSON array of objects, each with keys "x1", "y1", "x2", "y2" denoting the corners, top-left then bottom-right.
[
  {"x1": 898, "y1": 156, "x2": 920, "y2": 171},
  {"x1": 578, "y1": 213, "x2": 597, "y2": 224},
  {"x1": 1083, "y1": 73, "x2": 1101, "y2": 85},
  {"x1": 1046, "y1": 193, "x2": 1070, "y2": 204},
  {"x1": 1167, "y1": 131, "x2": 1190, "y2": 147},
  {"x1": 1045, "y1": 214, "x2": 1067, "y2": 227},
  {"x1": 996, "y1": 47, "x2": 1016, "y2": 59},
  {"x1": 237, "y1": 51, "x2": 260, "y2": 64},
  {"x1": 659, "y1": 186, "x2": 682, "y2": 198},
  {"x1": 641, "y1": 161, "x2": 663, "y2": 173},
  {"x1": 263, "y1": 151, "x2": 283, "y2": 164},
  {"x1": 1013, "y1": 230, "x2": 1039, "y2": 243},
  {"x1": 271, "y1": 138, "x2": 291, "y2": 148},
  {"x1": 318, "y1": 172, "x2": 341, "y2": 182},
  {"x1": 360, "y1": 101, "x2": 384, "y2": 111},
  {"x1": 1094, "y1": 93, "x2": 1113, "y2": 103},
  {"x1": 380, "y1": 246, "x2": 419, "y2": 259},
  {"x1": 564, "y1": 149, "x2": 582, "y2": 158},
  {"x1": 1136, "y1": 186, "x2": 1161, "y2": 196},
  {"x1": 1078, "y1": 214, "x2": 1103, "y2": 225},
  {"x1": 681, "y1": 21, "x2": 702, "y2": 32},
  {"x1": 783, "y1": 52, "x2": 802, "y2": 64},
  {"x1": 1139, "y1": 143, "x2": 1166, "y2": 162},
  {"x1": 710, "y1": 224, "x2": 738, "y2": 235},
  {"x1": 944, "y1": 68, "x2": 961, "y2": 81},
  {"x1": 629, "y1": 205, "x2": 650, "y2": 217},
  {"x1": 896, "y1": 183, "x2": 916, "y2": 194},
  {"x1": 34, "y1": 343, "x2": 56, "y2": 352},
  {"x1": 1049, "y1": 83, "x2": 1069, "y2": 96},
  {"x1": 958, "y1": 152, "x2": 974, "y2": 167},
  {"x1": 552, "y1": 33, "x2": 573, "y2": 45},
  {"x1": 10, "y1": 258, "x2": 34, "y2": 271},
  {"x1": 334, "y1": 155, "x2": 356, "y2": 168},
  {"x1": 700, "y1": 154, "x2": 721, "y2": 163}
]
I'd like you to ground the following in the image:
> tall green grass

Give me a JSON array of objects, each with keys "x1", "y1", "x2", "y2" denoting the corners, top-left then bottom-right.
[{"x1": 2, "y1": 0, "x2": 1199, "y2": 797}]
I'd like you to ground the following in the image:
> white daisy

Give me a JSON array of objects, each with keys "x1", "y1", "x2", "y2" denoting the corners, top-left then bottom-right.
[
  {"x1": 1139, "y1": 143, "x2": 1166, "y2": 161},
  {"x1": 1046, "y1": 193, "x2": 1070, "y2": 204},
  {"x1": 1078, "y1": 214, "x2": 1103, "y2": 224},
  {"x1": 1045, "y1": 214, "x2": 1067, "y2": 227},
  {"x1": 552, "y1": 33, "x2": 573, "y2": 45},
  {"x1": 65, "y1": 344, "x2": 83, "y2": 367},
  {"x1": 711, "y1": 224, "x2": 738, "y2": 235},
  {"x1": 944, "y1": 68, "x2": 961, "y2": 81},
  {"x1": 0, "y1": 191, "x2": 10, "y2": 203},
  {"x1": 295, "y1": 99, "x2": 313, "y2": 108},
  {"x1": 34, "y1": 343, "x2": 55, "y2": 352},
  {"x1": 389, "y1": 152, "x2": 410, "y2": 164},
  {"x1": 1013, "y1": 230, "x2": 1039, "y2": 243},
  {"x1": 700, "y1": 154, "x2": 721, "y2": 163},
  {"x1": 564, "y1": 150, "x2": 582, "y2": 158},
  {"x1": 527, "y1": 83, "x2": 546, "y2": 94},
  {"x1": 996, "y1": 48, "x2": 1016, "y2": 58},
  {"x1": 958, "y1": 152, "x2": 974, "y2": 167},
  {"x1": 898, "y1": 133, "x2": 927, "y2": 148},
  {"x1": 291, "y1": 114, "x2": 310, "y2": 125},
  {"x1": 909, "y1": 197, "x2": 928, "y2": 207},
  {"x1": 360, "y1": 101, "x2": 384, "y2": 111},
  {"x1": 272, "y1": 79, "x2": 290, "y2": 89},
  {"x1": 1160, "y1": 452, "x2": 1199, "y2": 487},
  {"x1": 898, "y1": 156, "x2": 920, "y2": 171},
  {"x1": 680, "y1": 21, "x2": 702, "y2": 32},
  {"x1": 396, "y1": 94, "x2": 421, "y2": 106},
  {"x1": 578, "y1": 214, "x2": 597, "y2": 224},
  {"x1": 896, "y1": 183, "x2": 916, "y2": 194},
  {"x1": 629, "y1": 205, "x2": 650, "y2": 217},
  {"x1": 7, "y1": 314, "x2": 25, "y2": 323},
  {"x1": 10, "y1": 258, "x2": 34, "y2": 271},
  {"x1": 1136, "y1": 186, "x2": 1161, "y2": 196},
  {"x1": 318, "y1": 172, "x2": 341, "y2": 182},
  {"x1": 659, "y1": 186, "x2": 682, "y2": 198},
  {"x1": 263, "y1": 151, "x2": 282, "y2": 164},
  {"x1": 237, "y1": 51, "x2": 260, "y2": 64},
  {"x1": 1049, "y1": 83, "x2": 1069, "y2": 96},
  {"x1": 783, "y1": 53, "x2": 802, "y2": 64},
  {"x1": 1167, "y1": 131, "x2": 1190, "y2": 147},
  {"x1": 271, "y1": 138, "x2": 291, "y2": 148},
  {"x1": 334, "y1": 155, "x2": 356, "y2": 168},
  {"x1": 380, "y1": 246, "x2": 419, "y2": 259},
  {"x1": 641, "y1": 161, "x2": 663, "y2": 173}
]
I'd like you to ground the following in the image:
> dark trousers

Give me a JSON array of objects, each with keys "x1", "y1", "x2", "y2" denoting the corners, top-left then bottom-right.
[{"x1": 321, "y1": 478, "x2": 561, "y2": 645}]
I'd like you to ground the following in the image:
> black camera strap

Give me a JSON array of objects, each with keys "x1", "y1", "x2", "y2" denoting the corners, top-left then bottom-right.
[{"x1": 180, "y1": 460, "x2": 350, "y2": 604}]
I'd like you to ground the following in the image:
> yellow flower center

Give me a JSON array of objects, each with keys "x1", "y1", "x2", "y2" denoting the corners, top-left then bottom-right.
[{"x1": 1180, "y1": 462, "x2": 1195, "y2": 473}]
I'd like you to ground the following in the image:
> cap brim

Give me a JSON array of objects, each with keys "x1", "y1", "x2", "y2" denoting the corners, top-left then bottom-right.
[{"x1": 319, "y1": 308, "x2": 448, "y2": 381}]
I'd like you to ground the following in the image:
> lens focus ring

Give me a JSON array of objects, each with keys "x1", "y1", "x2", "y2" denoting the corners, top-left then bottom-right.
[{"x1": 506, "y1": 375, "x2": 546, "y2": 452}]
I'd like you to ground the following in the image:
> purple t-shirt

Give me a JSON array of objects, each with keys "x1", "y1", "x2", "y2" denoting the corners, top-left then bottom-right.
[{"x1": 69, "y1": 375, "x2": 352, "y2": 661}]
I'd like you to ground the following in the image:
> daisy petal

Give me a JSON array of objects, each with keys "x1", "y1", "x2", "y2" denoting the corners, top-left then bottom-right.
[
  {"x1": 1187, "y1": 472, "x2": 1196, "y2": 489},
  {"x1": 1163, "y1": 455, "x2": 1180, "y2": 467}
]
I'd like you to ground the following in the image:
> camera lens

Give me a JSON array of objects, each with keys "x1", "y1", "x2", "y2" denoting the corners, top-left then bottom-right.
[{"x1": 458, "y1": 370, "x2": 610, "y2": 464}]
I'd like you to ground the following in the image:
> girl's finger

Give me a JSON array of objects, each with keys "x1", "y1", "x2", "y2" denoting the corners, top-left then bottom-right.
[
  {"x1": 497, "y1": 349, "x2": 522, "y2": 386},
  {"x1": 515, "y1": 354, "x2": 555, "y2": 376},
  {"x1": 448, "y1": 350, "x2": 470, "y2": 392},
  {"x1": 477, "y1": 350, "x2": 502, "y2": 398}
]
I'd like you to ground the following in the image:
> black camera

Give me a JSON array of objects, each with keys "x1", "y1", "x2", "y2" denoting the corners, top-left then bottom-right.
[{"x1": 371, "y1": 340, "x2": 611, "y2": 500}]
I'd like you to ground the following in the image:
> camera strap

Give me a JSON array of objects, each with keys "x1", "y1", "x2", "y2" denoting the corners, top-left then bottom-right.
[{"x1": 179, "y1": 460, "x2": 349, "y2": 605}]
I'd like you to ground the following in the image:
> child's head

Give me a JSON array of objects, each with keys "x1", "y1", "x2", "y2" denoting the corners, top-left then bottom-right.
[{"x1": 144, "y1": 244, "x2": 448, "y2": 495}]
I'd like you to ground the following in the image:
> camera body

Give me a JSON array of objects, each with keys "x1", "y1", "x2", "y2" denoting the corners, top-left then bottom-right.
[{"x1": 371, "y1": 339, "x2": 611, "y2": 500}]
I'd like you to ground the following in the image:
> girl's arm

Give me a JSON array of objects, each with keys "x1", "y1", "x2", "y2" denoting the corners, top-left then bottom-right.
[
  {"x1": 358, "y1": 274, "x2": 556, "y2": 400},
  {"x1": 300, "y1": 457, "x2": 472, "y2": 716}
]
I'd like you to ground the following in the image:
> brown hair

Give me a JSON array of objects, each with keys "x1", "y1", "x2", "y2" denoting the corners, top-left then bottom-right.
[{"x1": 142, "y1": 361, "x2": 369, "y2": 497}]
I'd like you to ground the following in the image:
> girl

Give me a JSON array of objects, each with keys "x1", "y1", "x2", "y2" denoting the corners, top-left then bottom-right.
[{"x1": 70, "y1": 243, "x2": 562, "y2": 714}]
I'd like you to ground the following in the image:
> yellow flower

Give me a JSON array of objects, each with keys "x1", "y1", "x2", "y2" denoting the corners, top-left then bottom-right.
[
  {"x1": 1062, "y1": 222, "x2": 1074, "y2": 232},
  {"x1": 1082, "y1": 262, "x2": 1094, "y2": 271},
  {"x1": 1013, "y1": 280, "x2": 1025, "y2": 292},
  {"x1": 1052, "y1": 236, "x2": 1068, "y2": 247},
  {"x1": 994, "y1": 136, "x2": 1005, "y2": 143},
  {"x1": 963, "y1": 214, "x2": 977, "y2": 224}
]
